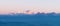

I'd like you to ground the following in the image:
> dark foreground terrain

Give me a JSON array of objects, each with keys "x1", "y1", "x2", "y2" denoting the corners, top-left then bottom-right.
[{"x1": 0, "y1": 13, "x2": 60, "y2": 26}]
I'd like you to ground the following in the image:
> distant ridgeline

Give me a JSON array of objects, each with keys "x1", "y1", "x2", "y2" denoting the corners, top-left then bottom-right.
[
  {"x1": 0, "y1": 12, "x2": 60, "y2": 26},
  {"x1": 0, "y1": 12, "x2": 60, "y2": 17}
]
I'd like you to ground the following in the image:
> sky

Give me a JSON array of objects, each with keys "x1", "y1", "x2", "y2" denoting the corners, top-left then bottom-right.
[{"x1": 0, "y1": 0, "x2": 60, "y2": 14}]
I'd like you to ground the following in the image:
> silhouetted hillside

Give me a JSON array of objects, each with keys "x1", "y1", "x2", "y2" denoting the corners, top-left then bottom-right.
[{"x1": 0, "y1": 13, "x2": 60, "y2": 26}]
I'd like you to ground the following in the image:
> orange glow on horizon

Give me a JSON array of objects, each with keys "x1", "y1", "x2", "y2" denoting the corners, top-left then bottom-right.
[{"x1": 0, "y1": 9, "x2": 60, "y2": 14}]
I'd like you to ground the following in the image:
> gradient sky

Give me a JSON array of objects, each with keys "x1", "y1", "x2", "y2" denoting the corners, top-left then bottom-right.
[{"x1": 0, "y1": 0, "x2": 60, "y2": 14}]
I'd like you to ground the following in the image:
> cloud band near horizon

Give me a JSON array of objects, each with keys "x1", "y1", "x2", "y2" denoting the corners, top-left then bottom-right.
[{"x1": 0, "y1": 0, "x2": 60, "y2": 14}]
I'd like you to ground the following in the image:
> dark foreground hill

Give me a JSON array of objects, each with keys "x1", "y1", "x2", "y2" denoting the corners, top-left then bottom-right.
[{"x1": 0, "y1": 13, "x2": 60, "y2": 26}]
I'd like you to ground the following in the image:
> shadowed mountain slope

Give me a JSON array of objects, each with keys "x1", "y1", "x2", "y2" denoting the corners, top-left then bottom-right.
[{"x1": 0, "y1": 13, "x2": 60, "y2": 26}]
